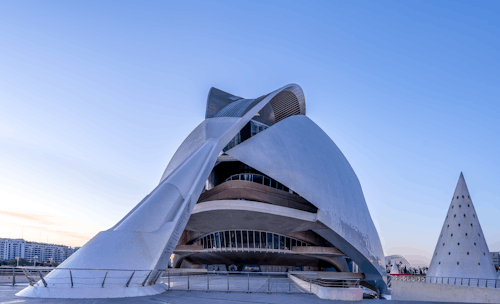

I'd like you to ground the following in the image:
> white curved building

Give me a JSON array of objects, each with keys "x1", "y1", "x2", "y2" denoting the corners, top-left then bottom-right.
[
  {"x1": 18, "y1": 84, "x2": 387, "y2": 298},
  {"x1": 385, "y1": 255, "x2": 412, "y2": 270}
]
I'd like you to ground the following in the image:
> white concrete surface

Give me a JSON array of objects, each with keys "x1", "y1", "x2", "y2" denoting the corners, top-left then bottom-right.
[
  {"x1": 289, "y1": 274, "x2": 362, "y2": 301},
  {"x1": 427, "y1": 173, "x2": 497, "y2": 279},
  {"x1": 392, "y1": 279, "x2": 500, "y2": 303}
]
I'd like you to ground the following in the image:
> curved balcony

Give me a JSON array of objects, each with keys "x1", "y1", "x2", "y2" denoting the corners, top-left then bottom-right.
[
  {"x1": 198, "y1": 177, "x2": 317, "y2": 213},
  {"x1": 195, "y1": 230, "x2": 310, "y2": 251},
  {"x1": 224, "y1": 173, "x2": 292, "y2": 193}
]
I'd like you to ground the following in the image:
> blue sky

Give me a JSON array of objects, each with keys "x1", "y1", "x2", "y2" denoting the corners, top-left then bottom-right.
[{"x1": 0, "y1": 0, "x2": 499, "y2": 265}]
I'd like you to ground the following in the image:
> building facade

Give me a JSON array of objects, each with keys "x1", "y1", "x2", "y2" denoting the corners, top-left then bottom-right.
[
  {"x1": 0, "y1": 238, "x2": 79, "y2": 263},
  {"x1": 19, "y1": 84, "x2": 387, "y2": 298}
]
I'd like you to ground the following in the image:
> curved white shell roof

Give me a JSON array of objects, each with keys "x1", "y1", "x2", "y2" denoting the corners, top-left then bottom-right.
[
  {"x1": 19, "y1": 84, "x2": 387, "y2": 298},
  {"x1": 226, "y1": 115, "x2": 386, "y2": 288}
]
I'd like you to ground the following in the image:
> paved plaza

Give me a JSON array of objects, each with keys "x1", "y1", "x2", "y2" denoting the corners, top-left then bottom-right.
[{"x1": 0, "y1": 281, "x2": 488, "y2": 304}]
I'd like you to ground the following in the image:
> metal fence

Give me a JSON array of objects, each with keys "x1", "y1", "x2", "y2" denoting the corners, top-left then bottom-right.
[
  {"x1": 0, "y1": 267, "x2": 163, "y2": 288},
  {"x1": 162, "y1": 271, "x2": 310, "y2": 294},
  {"x1": 0, "y1": 267, "x2": 52, "y2": 286},
  {"x1": 390, "y1": 275, "x2": 500, "y2": 289},
  {"x1": 161, "y1": 271, "x2": 363, "y2": 294}
]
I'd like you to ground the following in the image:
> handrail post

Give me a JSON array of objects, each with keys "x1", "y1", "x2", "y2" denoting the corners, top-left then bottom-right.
[
  {"x1": 142, "y1": 271, "x2": 152, "y2": 287},
  {"x1": 309, "y1": 277, "x2": 312, "y2": 294},
  {"x1": 227, "y1": 272, "x2": 229, "y2": 292},
  {"x1": 187, "y1": 273, "x2": 189, "y2": 291},
  {"x1": 247, "y1": 273, "x2": 250, "y2": 293},
  {"x1": 70, "y1": 270, "x2": 73, "y2": 288},
  {"x1": 168, "y1": 270, "x2": 170, "y2": 289},
  {"x1": 102, "y1": 271, "x2": 108, "y2": 288},
  {"x1": 38, "y1": 270, "x2": 47, "y2": 288},
  {"x1": 12, "y1": 268, "x2": 15, "y2": 286},
  {"x1": 126, "y1": 271, "x2": 135, "y2": 287},
  {"x1": 207, "y1": 272, "x2": 209, "y2": 292}
]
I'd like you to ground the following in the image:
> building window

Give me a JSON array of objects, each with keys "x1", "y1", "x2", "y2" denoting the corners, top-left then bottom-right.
[
  {"x1": 236, "y1": 231, "x2": 242, "y2": 248},
  {"x1": 267, "y1": 233, "x2": 273, "y2": 249},
  {"x1": 242, "y1": 231, "x2": 248, "y2": 248},
  {"x1": 248, "y1": 231, "x2": 254, "y2": 248}
]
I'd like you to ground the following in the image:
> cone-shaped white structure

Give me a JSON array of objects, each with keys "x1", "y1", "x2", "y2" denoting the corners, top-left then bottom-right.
[
  {"x1": 427, "y1": 173, "x2": 496, "y2": 279},
  {"x1": 390, "y1": 263, "x2": 400, "y2": 275}
]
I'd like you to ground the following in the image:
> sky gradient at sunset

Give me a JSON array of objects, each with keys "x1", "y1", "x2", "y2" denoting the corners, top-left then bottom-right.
[{"x1": 1, "y1": 0, "x2": 500, "y2": 266}]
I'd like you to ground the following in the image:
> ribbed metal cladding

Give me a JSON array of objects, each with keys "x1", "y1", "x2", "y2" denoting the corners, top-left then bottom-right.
[
  {"x1": 269, "y1": 91, "x2": 301, "y2": 123},
  {"x1": 213, "y1": 94, "x2": 269, "y2": 118}
]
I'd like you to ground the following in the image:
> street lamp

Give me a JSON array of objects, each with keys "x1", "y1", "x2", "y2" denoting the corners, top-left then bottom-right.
[
  {"x1": 33, "y1": 256, "x2": 38, "y2": 267},
  {"x1": 15, "y1": 257, "x2": 19, "y2": 268}
]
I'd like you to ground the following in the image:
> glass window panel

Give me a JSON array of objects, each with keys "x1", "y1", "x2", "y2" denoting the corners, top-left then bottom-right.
[
  {"x1": 251, "y1": 123, "x2": 258, "y2": 136},
  {"x1": 261, "y1": 232, "x2": 267, "y2": 248},
  {"x1": 280, "y1": 236, "x2": 284, "y2": 250},
  {"x1": 242, "y1": 231, "x2": 248, "y2": 248},
  {"x1": 212, "y1": 234, "x2": 215, "y2": 248},
  {"x1": 256, "y1": 232, "x2": 261, "y2": 248},
  {"x1": 231, "y1": 231, "x2": 236, "y2": 248},
  {"x1": 292, "y1": 239, "x2": 296, "y2": 248},
  {"x1": 274, "y1": 234, "x2": 279, "y2": 249},
  {"x1": 253, "y1": 175, "x2": 263, "y2": 184},
  {"x1": 267, "y1": 233, "x2": 273, "y2": 249},
  {"x1": 236, "y1": 231, "x2": 242, "y2": 248},
  {"x1": 249, "y1": 231, "x2": 254, "y2": 248},
  {"x1": 220, "y1": 232, "x2": 225, "y2": 248},
  {"x1": 216, "y1": 232, "x2": 220, "y2": 248},
  {"x1": 271, "y1": 180, "x2": 277, "y2": 188},
  {"x1": 225, "y1": 231, "x2": 230, "y2": 248},
  {"x1": 286, "y1": 237, "x2": 290, "y2": 250}
]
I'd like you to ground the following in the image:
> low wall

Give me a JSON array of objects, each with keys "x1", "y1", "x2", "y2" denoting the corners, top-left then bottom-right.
[
  {"x1": 289, "y1": 274, "x2": 362, "y2": 301},
  {"x1": 392, "y1": 279, "x2": 500, "y2": 303}
]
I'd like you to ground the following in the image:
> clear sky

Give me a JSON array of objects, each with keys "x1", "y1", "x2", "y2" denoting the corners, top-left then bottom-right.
[{"x1": 0, "y1": 0, "x2": 499, "y2": 266}]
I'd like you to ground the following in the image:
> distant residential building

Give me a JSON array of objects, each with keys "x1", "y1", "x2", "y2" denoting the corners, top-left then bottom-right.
[
  {"x1": 491, "y1": 252, "x2": 500, "y2": 270},
  {"x1": 0, "y1": 238, "x2": 79, "y2": 263}
]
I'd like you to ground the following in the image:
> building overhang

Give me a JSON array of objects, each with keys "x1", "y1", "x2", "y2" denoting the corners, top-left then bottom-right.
[{"x1": 185, "y1": 200, "x2": 325, "y2": 235}]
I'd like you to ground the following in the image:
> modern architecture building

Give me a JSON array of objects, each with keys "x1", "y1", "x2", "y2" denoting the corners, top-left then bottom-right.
[
  {"x1": 385, "y1": 255, "x2": 411, "y2": 271},
  {"x1": 18, "y1": 84, "x2": 387, "y2": 298},
  {"x1": 427, "y1": 173, "x2": 496, "y2": 279},
  {"x1": 0, "y1": 238, "x2": 79, "y2": 263}
]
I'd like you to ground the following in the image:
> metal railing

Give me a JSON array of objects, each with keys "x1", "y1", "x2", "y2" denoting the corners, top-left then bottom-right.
[
  {"x1": 161, "y1": 271, "x2": 309, "y2": 294},
  {"x1": 224, "y1": 174, "x2": 292, "y2": 193},
  {"x1": 0, "y1": 267, "x2": 52, "y2": 286},
  {"x1": 390, "y1": 275, "x2": 500, "y2": 289},
  {"x1": 1, "y1": 267, "x2": 164, "y2": 288}
]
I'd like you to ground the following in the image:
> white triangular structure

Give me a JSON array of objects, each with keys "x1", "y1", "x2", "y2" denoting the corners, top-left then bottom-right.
[
  {"x1": 390, "y1": 263, "x2": 400, "y2": 275},
  {"x1": 427, "y1": 173, "x2": 496, "y2": 279}
]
